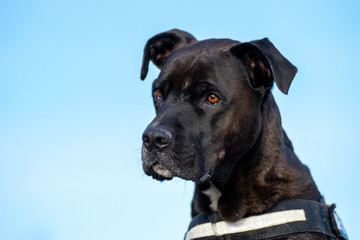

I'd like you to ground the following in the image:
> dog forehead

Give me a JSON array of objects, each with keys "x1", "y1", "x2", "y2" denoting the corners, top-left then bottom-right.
[{"x1": 157, "y1": 39, "x2": 240, "y2": 88}]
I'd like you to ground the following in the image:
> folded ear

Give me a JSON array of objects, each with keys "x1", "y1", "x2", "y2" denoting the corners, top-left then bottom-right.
[
  {"x1": 140, "y1": 29, "x2": 197, "y2": 80},
  {"x1": 230, "y1": 38, "x2": 297, "y2": 94}
]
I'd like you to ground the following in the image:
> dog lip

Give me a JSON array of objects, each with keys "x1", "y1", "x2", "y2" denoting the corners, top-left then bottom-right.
[
  {"x1": 142, "y1": 151, "x2": 199, "y2": 181},
  {"x1": 152, "y1": 163, "x2": 173, "y2": 178},
  {"x1": 144, "y1": 162, "x2": 174, "y2": 181}
]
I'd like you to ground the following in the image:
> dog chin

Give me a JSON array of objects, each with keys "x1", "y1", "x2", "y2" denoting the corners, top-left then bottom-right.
[{"x1": 151, "y1": 164, "x2": 174, "y2": 181}]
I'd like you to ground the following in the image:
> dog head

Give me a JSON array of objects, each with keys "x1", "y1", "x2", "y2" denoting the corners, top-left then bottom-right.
[{"x1": 140, "y1": 29, "x2": 297, "y2": 182}]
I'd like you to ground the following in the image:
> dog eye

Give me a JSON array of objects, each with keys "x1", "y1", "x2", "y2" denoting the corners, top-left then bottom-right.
[
  {"x1": 206, "y1": 94, "x2": 220, "y2": 104},
  {"x1": 154, "y1": 89, "x2": 163, "y2": 101}
]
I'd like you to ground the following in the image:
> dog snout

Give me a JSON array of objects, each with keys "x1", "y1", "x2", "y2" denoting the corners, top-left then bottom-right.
[{"x1": 142, "y1": 126, "x2": 173, "y2": 150}]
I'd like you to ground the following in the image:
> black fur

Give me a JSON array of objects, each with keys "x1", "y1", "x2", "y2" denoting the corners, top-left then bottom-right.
[{"x1": 140, "y1": 29, "x2": 329, "y2": 239}]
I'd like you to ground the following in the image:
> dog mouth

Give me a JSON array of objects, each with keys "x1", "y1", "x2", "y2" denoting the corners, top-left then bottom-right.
[
  {"x1": 142, "y1": 145, "x2": 200, "y2": 181},
  {"x1": 144, "y1": 162, "x2": 174, "y2": 181},
  {"x1": 152, "y1": 164, "x2": 173, "y2": 179}
]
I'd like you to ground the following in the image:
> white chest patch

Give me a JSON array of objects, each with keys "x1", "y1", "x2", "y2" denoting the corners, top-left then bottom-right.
[{"x1": 202, "y1": 183, "x2": 222, "y2": 212}]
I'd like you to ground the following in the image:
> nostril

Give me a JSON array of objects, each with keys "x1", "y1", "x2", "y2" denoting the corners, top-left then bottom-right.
[
  {"x1": 155, "y1": 136, "x2": 170, "y2": 147},
  {"x1": 154, "y1": 128, "x2": 172, "y2": 149},
  {"x1": 142, "y1": 134, "x2": 150, "y2": 143},
  {"x1": 142, "y1": 126, "x2": 172, "y2": 150},
  {"x1": 142, "y1": 132, "x2": 151, "y2": 150}
]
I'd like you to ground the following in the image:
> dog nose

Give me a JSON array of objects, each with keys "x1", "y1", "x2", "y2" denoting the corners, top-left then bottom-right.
[{"x1": 142, "y1": 126, "x2": 172, "y2": 150}]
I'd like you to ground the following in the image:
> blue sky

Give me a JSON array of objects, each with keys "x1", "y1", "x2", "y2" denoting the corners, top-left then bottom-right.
[{"x1": 0, "y1": 0, "x2": 359, "y2": 239}]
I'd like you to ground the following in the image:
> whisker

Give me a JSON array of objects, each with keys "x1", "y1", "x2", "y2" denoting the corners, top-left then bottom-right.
[
  {"x1": 131, "y1": 147, "x2": 142, "y2": 153},
  {"x1": 236, "y1": 130, "x2": 250, "y2": 145}
]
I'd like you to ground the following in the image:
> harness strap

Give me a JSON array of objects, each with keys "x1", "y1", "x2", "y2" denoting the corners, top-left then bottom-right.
[{"x1": 185, "y1": 199, "x2": 348, "y2": 240}]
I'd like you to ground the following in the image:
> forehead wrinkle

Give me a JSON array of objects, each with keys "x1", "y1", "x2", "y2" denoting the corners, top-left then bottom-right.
[
  {"x1": 152, "y1": 78, "x2": 160, "y2": 89},
  {"x1": 158, "y1": 49, "x2": 217, "y2": 98},
  {"x1": 156, "y1": 58, "x2": 190, "y2": 91},
  {"x1": 183, "y1": 55, "x2": 214, "y2": 90}
]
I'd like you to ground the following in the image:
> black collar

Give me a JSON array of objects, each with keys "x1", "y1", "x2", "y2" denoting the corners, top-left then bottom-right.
[{"x1": 185, "y1": 199, "x2": 348, "y2": 240}]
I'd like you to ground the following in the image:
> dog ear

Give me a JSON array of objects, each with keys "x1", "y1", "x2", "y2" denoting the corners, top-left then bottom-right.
[
  {"x1": 140, "y1": 29, "x2": 197, "y2": 80},
  {"x1": 230, "y1": 38, "x2": 297, "y2": 94}
]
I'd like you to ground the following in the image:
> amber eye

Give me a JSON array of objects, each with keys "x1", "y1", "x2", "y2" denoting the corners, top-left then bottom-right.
[
  {"x1": 154, "y1": 89, "x2": 163, "y2": 100},
  {"x1": 206, "y1": 94, "x2": 220, "y2": 104}
]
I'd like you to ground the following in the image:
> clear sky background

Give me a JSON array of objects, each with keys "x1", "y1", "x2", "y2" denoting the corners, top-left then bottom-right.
[{"x1": 0, "y1": 0, "x2": 359, "y2": 239}]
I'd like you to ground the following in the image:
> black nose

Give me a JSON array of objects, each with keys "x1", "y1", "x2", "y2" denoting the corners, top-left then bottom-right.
[{"x1": 142, "y1": 126, "x2": 173, "y2": 150}]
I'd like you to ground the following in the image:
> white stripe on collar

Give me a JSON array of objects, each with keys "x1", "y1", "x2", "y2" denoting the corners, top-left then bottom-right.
[{"x1": 185, "y1": 209, "x2": 306, "y2": 240}]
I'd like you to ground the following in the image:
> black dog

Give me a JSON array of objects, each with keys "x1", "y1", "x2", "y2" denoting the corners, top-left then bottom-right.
[{"x1": 140, "y1": 29, "x2": 347, "y2": 240}]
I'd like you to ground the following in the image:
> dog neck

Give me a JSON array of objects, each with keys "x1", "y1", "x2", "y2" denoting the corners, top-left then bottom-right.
[
  {"x1": 212, "y1": 92, "x2": 293, "y2": 187},
  {"x1": 193, "y1": 92, "x2": 321, "y2": 221}
]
